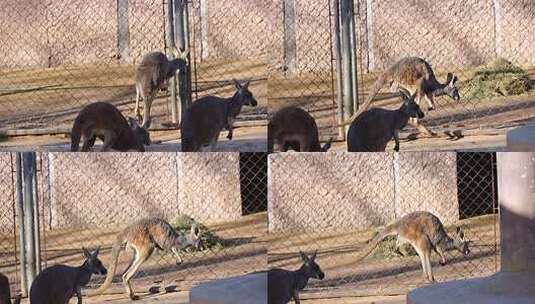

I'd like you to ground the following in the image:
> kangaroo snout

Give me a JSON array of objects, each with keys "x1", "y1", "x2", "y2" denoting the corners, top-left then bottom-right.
[
  {"x1": 427, "y1": 106, "x2": 434, "y2": 111},
  {"x1": 317, "y1": 271, "x2": 325, "y2": 280},
  {"x1": 418, "y1": 109, "x2": 425, "y2": 118}
]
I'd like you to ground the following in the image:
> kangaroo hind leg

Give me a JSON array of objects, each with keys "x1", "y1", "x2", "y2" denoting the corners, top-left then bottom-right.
[{"x1": 123, "y1": 246, "x2": 154, "y2": 300}]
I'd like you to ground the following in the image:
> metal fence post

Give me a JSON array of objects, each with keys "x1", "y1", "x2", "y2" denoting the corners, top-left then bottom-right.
[
  {"x1": 337, "y1": 0, "x2": 357, "y2": 135},
  {"x1": 166, "y1": 0, "x2": 179, "y2": 126},
  {"x1": 175, "y1": 0, "x2": 192, "y2": 122},
  {"x1": 16, "y1": 152, "x2": 40, "y2": 297}
]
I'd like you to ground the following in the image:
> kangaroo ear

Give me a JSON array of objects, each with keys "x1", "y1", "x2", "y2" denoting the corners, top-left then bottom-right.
[
  {"x1": 242, "y1": 80, "x2": 250, "y2": 90},
  {"x1": 127, "y1": 117, "x2": 139, "y2": 128},
  {"x1": 93, "y1": 246, "x2": 101, "y2": 257},
  {"x1": 190, "y1": 223, "x2": 200, "y2": 238},
  {"x1": 446, "y1": 72, "x2": 453, "y2": 84},
  {"x1": 452, "y1": 75, "x2": 458, "y2": 85},
  {"x1": 82, "y1": 247, "x2": 91, "y2": 259},
  {"x1": 142, "y1": 119, "x2": 151, "y2": 130},
  {"x1": 233, "y1": 79, "x2": 242, "y2": 90},
  {"x1": 300, "y1": 251, "x2": 309, "y2": 263},
  {"x1": 310, "y1": 250, "x2": 318, "y2": 261}
]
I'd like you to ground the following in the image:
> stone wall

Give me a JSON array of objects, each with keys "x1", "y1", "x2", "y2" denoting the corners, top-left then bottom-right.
[{"x1": 268, "y1": 152, "x2": 459, "y2": 233}]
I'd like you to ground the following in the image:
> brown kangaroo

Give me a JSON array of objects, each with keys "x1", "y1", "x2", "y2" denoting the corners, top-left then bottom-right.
[
  {"x1": 135, "y1": 48, "x2": 189, "y2": 127},
  {"x1": 180, "y1": 79, "x2": 258, "y2": 152},
  {"x1": 347, "y1": 89, "x2": 424, "y2": 152},
  {"x1": 339, "y1": 57, "x2": 460, "y2": 136},
  {"x1": 29, "y1": 248, "x2": 107, "y2": 304},
  {"x1": 268, "y1": 251, "x2": 325, "y2": 304},
  {"x1": 268, "y1": 106, "x2": 332, "y2": 152},
  {"x1": 353, "y1": 211, "x2": 470, "y2": 282},
  {"x1": 0, "y1": 273, "x2": 20, "y2": 304},
  {"x1": 71, "y1": 102, "x2": 151, "y2": 152},
  {"x1": 87, "y1": 218, "x2": 204, "y2": 300}
]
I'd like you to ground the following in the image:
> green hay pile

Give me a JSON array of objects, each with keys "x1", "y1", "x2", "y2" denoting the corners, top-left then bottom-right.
[
  {"x1": 462, "y1": 58, "x2": 533, "y2": 99},
  {"x1": 370, "y1": 235, "x2": 417, "y2": 260},
  {"x1": 170, "y1": 214, "x2": 225, "y2": 250}
]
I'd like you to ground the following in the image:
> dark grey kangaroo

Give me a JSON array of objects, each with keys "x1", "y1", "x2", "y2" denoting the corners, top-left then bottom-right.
[
  {"x1": 347, "y1": 89, "x2": 424, "y2": 152},
  {"x1": 29, "y1": 248, "x2": 107, "y2": 304},
  {"x1": 135, "y1": 48, "x2": 189, "y2": 127},
  {"x1": 268, "y1": 251, "x2": 325, "y2": 304},
  {"x1": 268, "y1": 106, "x2": 333, "y2": 152},
  {"x1": 0, "y1": 273, "x2": 20, "y2": 304},
  {"x1": 71, "y1": 102, "x2": 151, "y2": 152},
  {"x1": 180, "y1": 79, "x2": 258, "y2": 152}
]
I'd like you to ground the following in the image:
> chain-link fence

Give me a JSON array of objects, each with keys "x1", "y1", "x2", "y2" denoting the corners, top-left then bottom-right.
[
  {"x1": 0, "y1": 0, "x2": 267, "y2": 142},
  {"x1": 267, "y1": 152, "x2": 499, "y2": 296},
  {"x1": 351, "y1": 0, "x2": 535, "y2": 134},
  {"x1": 0, "y1": 154, "x2": 18, "y2": 298},
  {"x1": 0, "y1": 152, "x2": 267, "y2": 297}
]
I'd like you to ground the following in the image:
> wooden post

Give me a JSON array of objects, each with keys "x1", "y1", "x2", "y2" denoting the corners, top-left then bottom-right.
[{"x1": 283, "y1": 0, "x2": 297, "y2": 73}]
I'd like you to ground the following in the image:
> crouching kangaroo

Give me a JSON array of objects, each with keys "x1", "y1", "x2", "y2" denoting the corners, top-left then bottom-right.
[
  {"x1": 71, "y1": 102, "x2": 151, "y2": 152},
  {"x1": 339, "y1": 57, "x2": 460, "y2": 136},
  {"x1": 268, "y1": 251, "x2": 324, "y2": 304},
  {"x1": 347, "y1": 89, "x2": 424, "y2": 152},
  {"x1": 180, "y1": 79, "x2": 258, "y2": 152},
  {"x1": 353, "y1": 211, "x2": 470, "y2": 282},
  {"x1": 30, "y1": 248, "x2": 107, "y2": 304},
  {"x1": 0, "y1": 273, "x2": 20, "y2": 304},
  {"x1": 88, "y1": 218, "x2": 204, "y2": 300},
  {"x1": 268, "y1": 106, "x2": 333, "y2": 152},
  {"x1": 135, "y1": 48, "x2": 189, "y2": 127}
]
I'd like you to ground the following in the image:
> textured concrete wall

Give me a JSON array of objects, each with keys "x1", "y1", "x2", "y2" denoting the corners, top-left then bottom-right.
[
  {"x1": 268, "y1": 152, "x2": 459, "y2": 233},
  {"x1": 46, "y1": 152, "x2": 241, "y2": 229}
]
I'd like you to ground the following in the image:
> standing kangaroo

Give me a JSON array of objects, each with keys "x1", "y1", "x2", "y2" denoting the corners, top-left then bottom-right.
[
  {"x1": 180, "y1": 79, "x2": 258, "y2": 152},
  {"x1": 268, "y1": 251, "x2": 325, "y2": 304},
  {"x1": 71, "y1": 102, "x2": 151, "y2": 152},
  {"x1": 29, "y1": 248, "x2": 107, "y2": 304},
  {"x1": 340, "y1": 57, "x2": 460, "y2": 136},
  {"x1": 135, "y1": 48, "x2": 189, "y2": 127},
  {"x1": 347, "y1": 89, "x2": 424, "y2": 152},
  {"x1": 268, "y1": 106, "x2": 333, "y2": 152},
  {"x1": 353, "y1": 211, "x2": 470, "y2": 282},
  {"x1": 87, "y1": 218, "x2": 204, "y2": 300},
  {"x1": 0, "y1": 273, "x2": 20, "y2": 304}
]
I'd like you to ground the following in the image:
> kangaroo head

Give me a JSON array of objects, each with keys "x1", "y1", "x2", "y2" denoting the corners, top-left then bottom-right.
[
  {"x1": 82, "y1": 247, "x2": 107, "y2": 276},
  {"x1": 321, "y1": 137, "x2": 333, "y2": 152},
  {"x1": 443, "y1": 73, "x2": 460, "y2": 101},
  {"x1": 186, "y1": 223, "x2": 205, "y2": 251},
  {"x1": 233, "y1": 79, "x2": 258, "y2": 107},
  {"x1": 166, "y1": 47, "x2": 189, "y2": 79},
  {"x1": 299, "y1": 250, "x2": 325, "y2": 280},
  {"x1": 399, "y1": 89, "x2": 424, "y2": 119},
  {"x1": 127, "y1": 117, "x2": 151, "y2": 146},
  {"x1": 453, "y1": 226, "x2": 470, "y2": 255}
]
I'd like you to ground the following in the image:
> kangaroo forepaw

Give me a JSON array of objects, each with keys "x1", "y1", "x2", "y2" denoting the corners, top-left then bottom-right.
[
  {"x1": 227, "y1": 133, "x2": 233, "y2": 140},
  {"x1": 130, "y1": 294, "x2": 140, "y2": 301}
]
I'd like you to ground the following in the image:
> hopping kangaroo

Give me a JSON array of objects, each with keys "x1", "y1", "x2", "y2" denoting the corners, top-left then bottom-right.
[
  {"x1": 71, "y1": 102, "x2": 151, "y2": 152},
  {"x1": 0, "y1": 273, "x2": 20, "y2": 304},
  {"x1": 88, "y1": 218, "x2": 204, "y2": 300},
  {"x1": 135, "y1": 48, "x2": 189, "y2": 127},
  {"x1": 347, "y1": 89, "x2": 424, "y2": 152},
  {"x1": 29, "y1": 248, "x2": 107, "y2": 304},
  {"x1": 268, "y1": 106, "x2": 333, "y2": 152},
  {"x1": 340, "y1": 57, "x2": 460, "y2": 136},
  {"x1": 354, "y1": 211, "x2": 470, "y2": 282},
  {"x1": 180, "y1": 79, "x2": 258, "y2": 152},
  {"x1": 268, "y1": 251, "x2": 325, "y2": 304}
]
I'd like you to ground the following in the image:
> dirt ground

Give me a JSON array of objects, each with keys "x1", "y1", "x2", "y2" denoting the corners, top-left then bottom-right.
[
  {"x1": 0, "y1": 125, "x2": 267, "y2": 152},
  {"x1": 17, "y1": 291, "x2": 189, "y2": 304},
  {"x1": 267, "y1": 214, "x2": 499, "y2": 298},
  {"x1": 1, "y1": 212, "x2": 267, "y2": 300},
  {"x1": 299, "y1": 295, "x2": 406, "y2": 304}
]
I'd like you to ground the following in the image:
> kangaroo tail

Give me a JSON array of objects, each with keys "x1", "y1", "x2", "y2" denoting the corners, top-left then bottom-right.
[
  {"x1": 335, "y1": 71, "x2": 391, "y2": 127},
  {"x1": 351, "y1": 223, "x2": 398, "y2": 264},
  {"x1": 70, "y1": 116, "x2": 83, "y2": 152},
  {"x1": 86, "y1": 235, "x2": 124, "y2": 296}
]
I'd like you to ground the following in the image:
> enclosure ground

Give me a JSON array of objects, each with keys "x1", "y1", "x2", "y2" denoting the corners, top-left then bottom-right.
[
  {"x1": 1, "y1": 212, "x2": 267, "y2": 296},
  {"x1": 0, "y1": 125, "x2": 267, "y2": 152},
  {"x1": 299, "y1": 295, "x2": 406, "y2": 304},
  {"x1": 17, "y1": 291, "x2": 189, "y2": 304},
  {"x1": 267, "y1": 215, "x2": 498, "y2": 297}
]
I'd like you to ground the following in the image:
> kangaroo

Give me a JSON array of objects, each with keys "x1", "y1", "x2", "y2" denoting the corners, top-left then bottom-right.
[
  {"x1": 339, "y1": 57, "x2": 460, "y2": 136},
  {"x1": 135, "y1": 48, "x2": 189, "y2": 127},
  {"x1": 0, "y1": 273, "x2": 20, "y2": 304},
  {"x1": 347, "y1": 89, "x2": 424, "y2": 152},
  {"x1": 29, "y1": 248, "x2": 107, "y2": 304},
  {"x1": 71, "y1": 102, "x2": 151, "y2": 152},
  {"x1": 353, "y1": 211, "x2": 470, "y2": 282},
  {"x1": 268, "y1": 251, "x2": 325, "y2": 304},
  {"x1": 88, "y1": 218, "x2": 204, "y2": 300},
  {"x1": 268, "y1": 106, "x2": 333, "y2": 152},
  {"x1": 180, "y1": 79, "x2": 258, "y2": 152}
]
